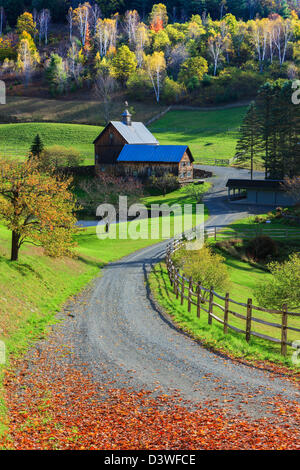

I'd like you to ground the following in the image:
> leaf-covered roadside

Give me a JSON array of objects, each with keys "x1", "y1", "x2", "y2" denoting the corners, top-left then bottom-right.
[{"x1": 1, "y1": 346, "x2": 299, "y2": 450}]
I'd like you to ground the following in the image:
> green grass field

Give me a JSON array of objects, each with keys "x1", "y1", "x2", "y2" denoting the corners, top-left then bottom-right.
[
  {"x1": 0, "y1": 122, "x2": 102, "y2": 164},
  {"x1": 150, "y1": 107, "x2": 246, "y2": 162},
  {"x1": 0, "y1": 106, "x2": 247, "y2": 164}
]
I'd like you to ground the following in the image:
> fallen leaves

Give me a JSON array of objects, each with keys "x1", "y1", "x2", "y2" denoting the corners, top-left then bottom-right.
[{"x1": 1, "y1": 348, "x2": 300, "y2": 450}]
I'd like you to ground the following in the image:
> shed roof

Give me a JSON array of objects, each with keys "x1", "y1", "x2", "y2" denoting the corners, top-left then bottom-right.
[
  {"x1": 93, "y1": 121, "x2": 159, "y2": 145},
  {"x1": 226, "y1": 179, "x2": 285, "y2": 190},
  {"x1": 117, "y1": 144, "x2": 194, "y2": 163}
]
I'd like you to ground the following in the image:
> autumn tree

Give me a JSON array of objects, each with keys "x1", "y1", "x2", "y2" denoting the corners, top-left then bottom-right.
[
  {"x1": 134, "y1": 22, "x2": 149, "y2": 67},
  {"x1": 0, "y1": 158, "x2": 77, "y2": 261},
  {"x1": 144, "y1": 51, "x2": 166, "y2": 103},
  {"x1": 124, "y1": 10, "x2": 140, "y2": 45},
  {"x1": 178, "y1": 56, "x2": 208, "y2": 88},
  {"x1": 95, "y1": 18, "x2": 117, "y2": 57},
  {"x1": 16, "y1": 12, "x2": 37, "y2": 37},
  {"x1": 73, "y1": 2, "x2": 90, "y2": 46},
  {"x1": 207, "y1": 25, "x2": 230, "y2": 75},
  {"x1": 149, "y1": 3, "x2": 168, "y2": 32},
  {"x1": 17, "y1": 31, "x2": 40, "y2": 85},
  {"x1": 111, "y1": 45, "x2": 137, "y2": 85}
]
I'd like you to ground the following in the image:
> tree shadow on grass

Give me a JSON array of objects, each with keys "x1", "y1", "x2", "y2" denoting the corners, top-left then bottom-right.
[
  {"x1": 76, "y1": 255, "x2": 105, "y2": 270},
  {"x1": 0, "y1": 253, "x2": 43, "y2": 279}
]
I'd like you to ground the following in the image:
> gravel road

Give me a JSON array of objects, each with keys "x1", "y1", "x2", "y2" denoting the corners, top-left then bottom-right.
[{"x1": 58, "y1": 166, "x2": 300, "y2": 419}]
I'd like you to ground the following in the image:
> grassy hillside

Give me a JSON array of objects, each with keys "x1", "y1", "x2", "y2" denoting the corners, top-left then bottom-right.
[
  {"x1": 150, "y1": 107, "x2": 246, "y2": 162},
  {"x1": 0, "y1": 106, "x2": 246, "y2": 165},
  {"x1": 0, "y1": 122, "x2": 102, "y2": 163},
  {"x1": 0, "y1": 96, "x2": 166, "y2": 126}
]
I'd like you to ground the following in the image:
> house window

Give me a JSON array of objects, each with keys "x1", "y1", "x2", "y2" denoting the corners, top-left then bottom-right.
[{"x1": 109, "y1": 133, "x2": 114, "y2": 144}]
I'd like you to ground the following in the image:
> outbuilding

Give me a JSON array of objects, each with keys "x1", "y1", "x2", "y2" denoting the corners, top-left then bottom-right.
[{"x1": 226, "y1": 179, "x2": 295, "y2": 206}]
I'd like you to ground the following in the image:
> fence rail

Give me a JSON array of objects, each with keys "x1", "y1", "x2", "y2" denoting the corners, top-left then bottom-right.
[
  {"x1": 166, "y1": 238, "x2": 300, "y2": 356},
  {"x1": 205, "y1": 225, "x2": 300, "y2": 240}
]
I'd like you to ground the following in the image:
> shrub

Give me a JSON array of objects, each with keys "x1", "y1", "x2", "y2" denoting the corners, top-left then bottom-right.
[
  {"x1": 39, "y1": 145, "x2": 84, "y2": 170},
  {"x1": 255, "y1": 254, "x2": 300, "y2": 309},
  {"x1": 246, "y1": 235, "x2": 278, "y2": 261},
  {"x1": 162, "y1": 77, "x2": 185, "y2": 103},
  {"x1": 149, "y1": 173, "x2": 179, "y2": 196},
  {"x1": 172, "y1": 244, "x2": 230, "y2": 296}
]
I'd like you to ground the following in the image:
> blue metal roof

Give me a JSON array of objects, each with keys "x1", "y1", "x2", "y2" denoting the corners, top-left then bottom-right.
[{"x1": 117, "y1": 144, "x2": 190, "y2": 163}]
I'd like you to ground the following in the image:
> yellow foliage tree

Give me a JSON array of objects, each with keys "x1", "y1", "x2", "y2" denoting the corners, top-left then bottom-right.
[{"x1": 0, "y1": 158, "x2": 78, "y2": 261}]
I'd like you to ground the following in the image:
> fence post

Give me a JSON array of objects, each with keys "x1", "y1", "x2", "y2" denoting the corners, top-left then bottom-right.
[
  {"x1": 281, "y1": 304, "x2": 288, "y2": 356},
  {"x1": 175, "y1": 271, "x2": 179, "y2": 300},
  {"x1": 181, "y1": 276, "x2": 184, "y2": 305},
  {"x1": 208, "y1": 287, "x2": 214, "y2": 325},
  {"x1": 173, "y1": 269, "x2": 178, "y2": 295},
  {"x1": 214, "y1": 226, "x2": 217, "y2": 241},
  {"x1": 223, "y1": 293, "x2": 230, "y2": 334},
  {"x1": 246, "y1": 298, "x2": 252, "y2": 342},
  {"x1": 197, "y1": 282, "x2": 201, "y2": 318},
  {"x1": 171, "y1": 265, "x2": 175, "y2": 287},
  {"x1": 188, "y1": 277, "x2": 192, "y2": 313}
]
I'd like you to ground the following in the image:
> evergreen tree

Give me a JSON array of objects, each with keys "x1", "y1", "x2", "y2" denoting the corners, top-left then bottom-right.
[
  {"x1": 255, "y1": 80, "x2": 300, "y2": 179},
  {"x1": 30, "y1": 134, "x2": 44, "y2": 159},
  {"x1": 255, "y1": 82, "x2": 276, "y2": 179},
  {"x1": 235, "y1": 102, "x2": 262, "y2": 179}
]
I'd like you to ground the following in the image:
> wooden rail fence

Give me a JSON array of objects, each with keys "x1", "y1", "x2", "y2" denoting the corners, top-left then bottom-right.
[
  {"x1": 205, "y1": 226, "x2": 300, "y2": 241},
  {"x1": 166, "y1": 239, "x2": 300, "y2": 356}
]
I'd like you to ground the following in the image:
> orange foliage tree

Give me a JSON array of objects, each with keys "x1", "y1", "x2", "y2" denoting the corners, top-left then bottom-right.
[
  {"x1": 0, "y1": 158, "x2": 78, "y2": 261},
  {"x1": 149, "y1": 3, "x2": 168, "y2": 32}
]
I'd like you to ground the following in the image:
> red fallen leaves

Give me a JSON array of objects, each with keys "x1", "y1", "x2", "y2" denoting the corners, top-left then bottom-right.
[{"x1": 1, "y1": 356, "x2": 300, "y2": 450}]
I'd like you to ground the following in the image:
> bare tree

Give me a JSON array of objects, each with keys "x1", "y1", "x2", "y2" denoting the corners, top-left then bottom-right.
[
  {"x1": 73, "y1": 2, "x2": 90, "y2": 46},
  {"x1": 166, "y1": 44, "x2": 189, "y2": 79},
  {"x1": 44, "y1": 9, "x2": 51, "y2": 45},
  {"x1": 272, "y1": 17, "x2": 294, "y2": 66},
  {"x1": 90, "y1": 3, "x2": 102, "y2": 34},
  {"x1": 94, "y1": 71, "x2": 117, "y2": 124},
  {"x1": 67, "y1": 7, "x2": 73, "y2": 42},
  {"x1": 67, "y1": 41, "x2": 84, "y2": 84},
  {"x1": 123, "y1": 10, "x2": 140, "y2": 45},
  {"x1": 38, "y1": 9, "x2": 51, "y2": 45},
  {"x1": 95, "y1": 18, "x2": 117, "y2": 57},
  {"x1": 208, "y1": 30, "x2": 229, "y2": 76}
]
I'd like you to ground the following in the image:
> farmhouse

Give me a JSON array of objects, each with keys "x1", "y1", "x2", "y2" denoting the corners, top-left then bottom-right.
[
  {"x1": 226, "y1": 179, "x2": 295, "y2": 206},
  {"x1": 93, "y1": 106, "x2": 194, "y2": 182}
]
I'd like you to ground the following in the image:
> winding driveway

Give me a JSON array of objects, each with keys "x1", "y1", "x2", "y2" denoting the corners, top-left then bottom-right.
[{"x1": 66, "y1": 166, "x2": 299, "y2": 418}]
